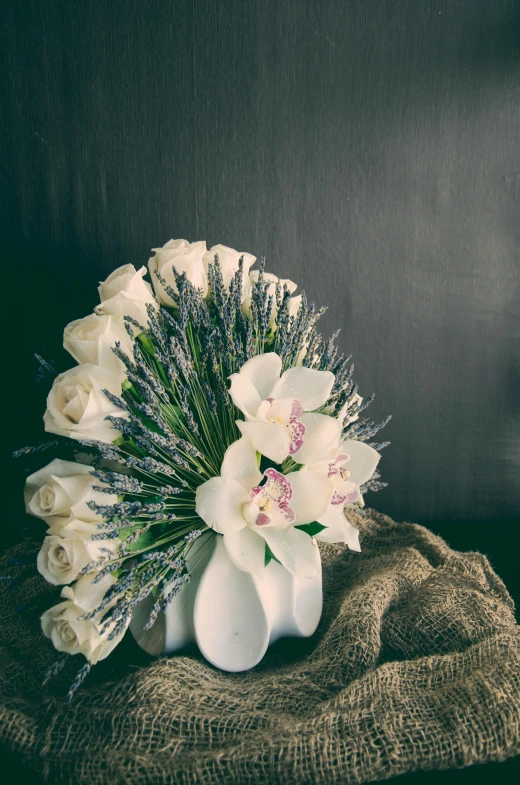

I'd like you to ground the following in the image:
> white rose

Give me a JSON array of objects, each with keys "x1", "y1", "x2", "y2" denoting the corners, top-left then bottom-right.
[
  {"x1": 37, "y1": 523, "x2": 119, "y2": 586},
  {"x1": 95, "y1": 264, "x2": 156, "y2": 327},
  {"x1": 203, "y1": 244, "x2": 256, "y2": 303},
  {"x1": 41, "y1": 573, "x2": 129, "y2": 662},
  {"x1": 243, "y1": 271, "x2": 302, "y2": 328},
  {"x1": 46, "y1": 516, "x2": 110, "y2": 537},
  {"x1": 24, "y1": 458, "x2": 118, "y2": 525},
  {"x1": 44, "y1": 363, "x2": 126, "y2": 443},
  {"x1": 63, "y1": 313, "x2": 134, "y2": 381},
  {"x1": 148, "y1": 239, "x2": 208, "y2": 305}
]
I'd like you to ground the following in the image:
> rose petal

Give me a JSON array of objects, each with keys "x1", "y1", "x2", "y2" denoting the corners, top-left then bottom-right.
[
  {"x1": 67, "y1": 572, "x2": 117, "y2": 613},
  {"x1": 98, "y1": 264, "x2": 136, "y2": 300},
  {"x1": 24, "y1": 459, "x2": 94, "y2": 520}
]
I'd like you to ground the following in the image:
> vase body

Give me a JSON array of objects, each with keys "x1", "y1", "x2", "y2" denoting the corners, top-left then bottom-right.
[{"x1": 130, "y1": 533, "x2": 323, "y2": 672}]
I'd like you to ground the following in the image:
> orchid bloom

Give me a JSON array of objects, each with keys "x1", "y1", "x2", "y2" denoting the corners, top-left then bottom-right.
[
  {"x1": 229, "y1": 353, "x2": 341, "y2": 464},
  {"x1": 305, "y1": 439, "x2": 381, "y2": 551},
  {"x1": 195, "y1": 438, "x2": 333, "y2": 579}
]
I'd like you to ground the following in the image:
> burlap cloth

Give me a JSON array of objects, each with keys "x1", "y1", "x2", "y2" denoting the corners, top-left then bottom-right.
[{"x1": 1, "y1": 509, "x2": 519, "y2": 785}]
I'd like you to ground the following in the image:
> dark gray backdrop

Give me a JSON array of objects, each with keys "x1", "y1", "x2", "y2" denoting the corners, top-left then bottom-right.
[{"x1": 2, "y1": 0, "x2": 519, "y2": 525}]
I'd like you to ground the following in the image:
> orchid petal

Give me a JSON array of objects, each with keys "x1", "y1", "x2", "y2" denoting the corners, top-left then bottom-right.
[
  {"x1": 330, "y1": 476, "x2": 361, "y2": 504},
  {"x1": 195, "y1": 477, "x2": 248, "y2": 534},
  {"x1": 292, "y1": 413, "x2": 342, "y2": 465},
  {"x1": 270, "y1": 367, "x2": 335, "y2": 411},
  {"x1": 315, "y1": 505, "x2": 349, "y2": 542},
  {"x1": 341, "y1": 439, "x2": 381, "y2": 486},
  {"x1": 255, "y1": 398, "x2": 272, "y2": 421},
  {"x1": 224, "y1": 527, "x2": 266, "y2": 578},
  {"x1": 316, "y1": 507, "x2": 361, "y2": 551},
  {"x1": 343, "y1": 518, "x2": 361, "y2": 551},
  {"x1": 228, "y1": 374, "x2": 262, "y2": 419},
  {"x1": 261, "y1": 526, "x2": 321, "y2": 579},
  {"x1": 236, "y1": 420, "x2": 290, "y2": 463},
  {"x1": 236, "y1": 353, "x2": 282, "y2": 400},
  {"x1": 263, "y1": 397, "x2": 303, "y2": 424},
  {"x1": 221, "y1": 437, "x2": 262, "y2": 492},
  {"x1": 286, "y1": 469, "x2": 333, "y2": 525}
]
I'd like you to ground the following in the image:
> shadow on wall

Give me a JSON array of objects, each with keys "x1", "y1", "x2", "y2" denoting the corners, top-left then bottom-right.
[{"x1": 2, "y1": 0, "x2": 520, "y2": 526}]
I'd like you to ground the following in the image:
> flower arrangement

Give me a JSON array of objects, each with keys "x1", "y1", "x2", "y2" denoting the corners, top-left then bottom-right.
[{"x1": 21, "y1": 239, "x2": 389, "y2": 699}]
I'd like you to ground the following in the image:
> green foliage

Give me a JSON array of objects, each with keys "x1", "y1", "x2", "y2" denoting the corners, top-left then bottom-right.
[
  {"x1": 294, "y1": 522, "x2": 327, "y2": 537},
  {"x1": 264, "y1": 542, "x2": 282, "y2": 567}
]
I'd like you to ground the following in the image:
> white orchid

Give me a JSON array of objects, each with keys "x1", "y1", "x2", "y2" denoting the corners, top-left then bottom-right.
[
  {"x1": 195, "y1": 438, "x2": 334, "y2": 579},
  {"x1": 229, "y1": 353, "x2": 341, "y2": 464},
  {"x1": 304, "y1": 439, "x2": 380, "y2": 551}
]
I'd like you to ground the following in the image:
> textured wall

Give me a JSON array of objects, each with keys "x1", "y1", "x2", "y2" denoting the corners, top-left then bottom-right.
[{"x1": 2, "y1": 0, "x2": 519, "y2": 524}]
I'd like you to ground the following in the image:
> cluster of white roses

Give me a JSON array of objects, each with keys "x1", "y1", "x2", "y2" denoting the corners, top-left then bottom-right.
[
  {"x1": 25, "y1": 459, "x2": 124, "y2": 662},
  {"x1": 149, "y1": 239, "x2": 302, "y2": 322},
  {"x1": 195, "y1": 352, "x2": 380, "y2": 579},
  {"x1": 31, "y1": 240, "x2": 257, "y2": 661},
  {"x1": 27, "y1": 238, "x2": 376, "y2": 666},
  {"x1": 44, "y1": 240, "x2": 301, "y2": 446}
]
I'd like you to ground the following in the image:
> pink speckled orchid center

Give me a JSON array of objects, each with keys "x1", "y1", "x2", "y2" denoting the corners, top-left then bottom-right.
[
  {"x1": 243, "y1": 468, "x2": 296, "y2": 528},
  {"x1": 256, "y1": 397, "x2": 306, "y2": 455},
  {"x1": 328, "y1": 454, "x2": 361, "y2": 505}
]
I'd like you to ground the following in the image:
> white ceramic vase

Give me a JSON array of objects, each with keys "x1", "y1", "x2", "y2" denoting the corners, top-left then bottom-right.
[{"x1": 129, "y1": 532, "x2": 323, "y2": 672}]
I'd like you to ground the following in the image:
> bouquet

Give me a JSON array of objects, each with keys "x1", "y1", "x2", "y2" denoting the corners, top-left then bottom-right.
[{"x1": 21, "y1": 239, "x2": 389, "y2": 700}]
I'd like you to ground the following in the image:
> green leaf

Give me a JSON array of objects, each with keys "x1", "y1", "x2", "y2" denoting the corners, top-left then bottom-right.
[
  {"x1": 259, "y1": 455, "x2": 284, "y2": 474},
  {"x1": 121, "y1": 380, "x2": 143, "y2": 402},
  {"x1": 124, "y1": 530, "x2": 156, "y2": 553},
  {"x1": 294, "y1": 521, "x2": 327, "y2": 537},
  {"x1": 136, "y1": 333, "x2": 156, "y2": 355},
  {"x1": 264, "y1": 542, "x2": 282, "y2": 567},
  {"x1": 126, "y1": 437, "x2": 146, "y2": 456}
]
